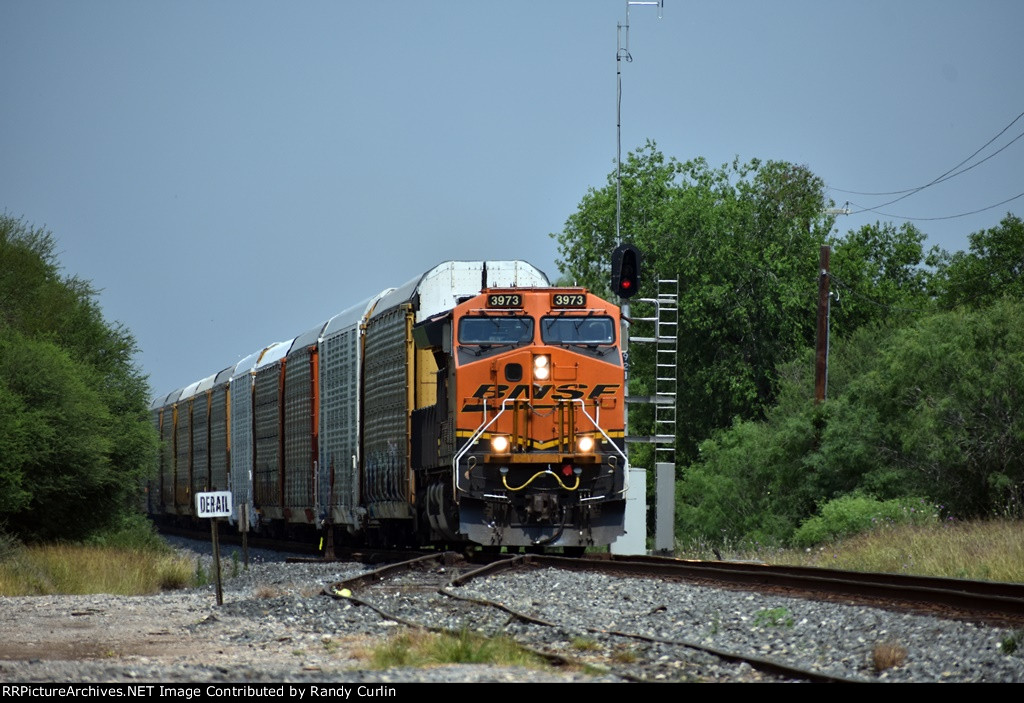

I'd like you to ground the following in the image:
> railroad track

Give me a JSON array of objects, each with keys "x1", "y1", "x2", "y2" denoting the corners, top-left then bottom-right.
[
  {"x1": 324, "y1": 552, "x2": 969, "y2": 682},
  {"x1": 547, "y1": 554, "x2": 1024, "y2": 626},
  {"x1": 161, "y1": 534, "x2": 1023, "y2": 681}
]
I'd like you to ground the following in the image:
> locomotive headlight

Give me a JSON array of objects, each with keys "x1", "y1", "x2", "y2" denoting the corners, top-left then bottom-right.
[
  {"x1": 491, "y1": 435, "x2": 510, "y2": 453},
  {"x1": 533, "y1": 354, "x2": 550, "y2": 380},
  {"x1": 577, "y1": 435, "x2": 595, "y2": 453}
]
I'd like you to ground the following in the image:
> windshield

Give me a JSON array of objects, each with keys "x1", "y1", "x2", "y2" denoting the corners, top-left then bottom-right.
[
  {"x1": 459, "y1": 316, "x2": 534, "y2": 345},
  {"x1": 541, "y1": 316, "x2": 615, "y2": 345}
]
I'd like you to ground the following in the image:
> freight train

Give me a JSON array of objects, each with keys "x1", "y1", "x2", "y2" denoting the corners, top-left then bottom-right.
[{"x1": 148, "y1": 260, "x2": 629, "y2": 552}]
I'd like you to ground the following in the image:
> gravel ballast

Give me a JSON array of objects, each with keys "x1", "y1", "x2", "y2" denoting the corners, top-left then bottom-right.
[{"x1": 1, "y1": 541, "x2": 1021, "y2": 683}]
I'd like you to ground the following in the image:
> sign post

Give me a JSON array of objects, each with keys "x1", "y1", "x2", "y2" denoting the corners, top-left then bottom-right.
[{"x1": 196, "y1": 491, "x2": 232, "y2": 605}]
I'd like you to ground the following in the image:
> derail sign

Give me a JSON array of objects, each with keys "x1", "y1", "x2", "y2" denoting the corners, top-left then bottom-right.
[{"x1": 196, "y1": 491, "x2": 232, "y2": 518}]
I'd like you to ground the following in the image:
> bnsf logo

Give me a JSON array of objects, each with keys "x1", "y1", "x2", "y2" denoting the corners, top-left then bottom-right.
[
  {"x1": 461, "y1": 383, "x2": 620, "y2": 412},
  {"x1": 467, "y1": 383, "x2": 620, "y2": 401}
]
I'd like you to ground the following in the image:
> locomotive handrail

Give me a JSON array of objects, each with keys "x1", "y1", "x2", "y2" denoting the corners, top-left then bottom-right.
[
  {"x1": 453, "y1": 397, "x2": 630, "y2": 497},
  {"x1": 453, "y1": 398, "x2": 513, "y2": 495},
  {"x1": 570, "y1": 398, "x2": 630, "y2": 497}
]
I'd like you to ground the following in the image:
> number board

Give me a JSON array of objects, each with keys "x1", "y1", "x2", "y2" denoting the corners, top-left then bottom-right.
[
  {"x1": 552, "y1": 293, "x2": 587, "y2": 308},
  {"x1": 487, "y1": 293, "x2": 523, "y2": 308}
]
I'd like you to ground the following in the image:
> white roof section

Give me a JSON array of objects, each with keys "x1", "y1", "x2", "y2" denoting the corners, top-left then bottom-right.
[
  {"x1": 150, "y1": 391, "x2": 174, "y2": 410},
  {"x1": 375, "y1": 260, "x2": 550, "y2": 322},
  {"x1": 178, "y1": 379, "x2": 203, "y2": 401},
  {"x1": 195, "y1": 373, "x2": 217, "y2": 394},
  {"x1": 289, "y1": 321, "x2": 329, "y2": 356},
  {"x1": 254, "y1": 339, "x2": 294, "y2": 371},
  {"x1": 213, "y1": 365, "x2": 234, "y2": 385},
  {"x1": 322, "y1": 291, "x2": 393, "y2": 338},
  {"x1": 232, "y1": 349, "x2": 263, "y2": 379}
]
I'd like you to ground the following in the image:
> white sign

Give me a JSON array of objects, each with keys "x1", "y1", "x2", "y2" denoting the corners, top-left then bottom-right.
[{"x1": 196, "y1": 491, "x2": 232, "y2": 518}]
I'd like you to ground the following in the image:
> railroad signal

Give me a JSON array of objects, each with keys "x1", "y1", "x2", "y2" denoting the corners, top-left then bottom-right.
[{"x1": 611, "y1": 243, "x2": 641, "y2": 298}]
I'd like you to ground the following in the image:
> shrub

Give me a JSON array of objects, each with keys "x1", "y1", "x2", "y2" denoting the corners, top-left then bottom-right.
[
  {"x1": 792, "y1": 494, "x2": 939, "y2": 548},
  {"x1": 84, "y1": 513, "x2": 168, "y2": 552}
]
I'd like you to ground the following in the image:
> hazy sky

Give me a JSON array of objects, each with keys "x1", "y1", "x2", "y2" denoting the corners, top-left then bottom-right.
[{"x1": 3, "y1": 1, "x2": 1022, "y2": 397}]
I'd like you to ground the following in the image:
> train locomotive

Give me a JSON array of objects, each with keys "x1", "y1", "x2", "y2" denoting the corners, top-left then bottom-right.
[{"x1": 148, "y1": 260, "x2": 629, "y2": 551}]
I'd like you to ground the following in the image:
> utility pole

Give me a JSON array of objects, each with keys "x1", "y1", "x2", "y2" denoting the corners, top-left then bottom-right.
[{"x1": 814, "y1": 245, "x2": 831, "y2": 404}]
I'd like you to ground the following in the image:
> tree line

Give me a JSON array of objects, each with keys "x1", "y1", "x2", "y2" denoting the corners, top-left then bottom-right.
[
  {"x1": 3, "y1": 143, "x2": 1020, "y2": 548},
  {"x1": 553, "y1": 142, "x2": 1024, "y2": 545},
  {"x1": 0, "y1": 215, "x2": 155, "y2": 541}
]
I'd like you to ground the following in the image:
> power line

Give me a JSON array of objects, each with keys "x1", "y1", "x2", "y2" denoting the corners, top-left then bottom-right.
[
  {"x1": 831, "y1": 129, "x2": 1024, "y2": 199},
  {"x1": 829, "y1": 108, "x2": 1024, "y2": 204},
  {"x1": 848, "y1": 190, "x2": 1024, "y2": 222}
]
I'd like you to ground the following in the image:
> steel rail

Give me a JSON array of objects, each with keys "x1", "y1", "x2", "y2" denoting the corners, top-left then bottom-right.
[
  {"x1": 324, "y1": 552, "x2": 867, "y2": 683},
  {"x1": 524, "y1": 554, "x2": 1024, "y2": 622}
]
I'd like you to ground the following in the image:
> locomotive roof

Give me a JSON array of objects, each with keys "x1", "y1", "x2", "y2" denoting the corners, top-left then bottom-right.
[{"x1": 374, "y1": 260, "x2": 549, "y2": 322}]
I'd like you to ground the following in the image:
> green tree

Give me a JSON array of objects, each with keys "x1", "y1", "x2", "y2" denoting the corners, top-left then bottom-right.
[
  {"x1": 834, "y1": 299, "x2": 1024, "y2": 517},
  {"x1": 828, "y1": 222, "x2": 936, "y2": 334},
  {"x1": 553, "y1": 143, "x2": 833, "y2": 461},
  {"x1": 677, "y1": 300, "x2": 1024, "y2": 546},
  {"x1": 0, "y1": 215, "x2": 155, "y2": 540},
  {"x1": 934, "y1": 213, "x2": 1024, "y2": 309}
]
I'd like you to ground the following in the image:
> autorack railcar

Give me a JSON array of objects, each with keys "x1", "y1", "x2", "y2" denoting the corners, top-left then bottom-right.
[{"x1": 148, "y1": 260, "x2": 630, "y2": 550}]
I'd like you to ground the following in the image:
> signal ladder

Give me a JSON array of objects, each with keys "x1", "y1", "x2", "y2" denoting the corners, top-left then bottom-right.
[
  {"x1": 626, "y1": 278, "x2": 678, "y2": 461},
  {"x1": 625, "y1": 278, "x2": 678, "y2": 553}
]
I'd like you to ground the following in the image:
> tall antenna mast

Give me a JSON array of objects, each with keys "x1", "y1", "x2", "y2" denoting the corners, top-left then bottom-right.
[{"x1": 616, "y1": 0, "x2": 664, "y2": 245}]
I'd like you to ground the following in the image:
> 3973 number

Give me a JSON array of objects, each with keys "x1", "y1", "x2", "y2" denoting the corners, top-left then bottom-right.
[
  {"x1": 487, "y1": 294, "x2": 522, "y2": 308},
  {"x1": 552, "y1": 293, "x2": 586, "y2": 308}
]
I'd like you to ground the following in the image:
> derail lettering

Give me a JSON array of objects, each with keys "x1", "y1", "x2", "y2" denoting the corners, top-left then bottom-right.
[{"x1": 196, "y1": 490, "x2": 232, "y2": 518}]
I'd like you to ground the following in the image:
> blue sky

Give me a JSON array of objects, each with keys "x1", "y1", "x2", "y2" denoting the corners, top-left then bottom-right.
[{"x1": 3, "y1": 1, "x2": 1021, "y2": 397}]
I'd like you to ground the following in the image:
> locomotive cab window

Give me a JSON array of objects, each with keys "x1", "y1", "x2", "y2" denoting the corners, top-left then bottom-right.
[
  {"x1": 541, "y1": 316, "x2": 615, "y2": 345},
  {"x1": 458, "y1": 316, "x2": 534, "y2": 346}
]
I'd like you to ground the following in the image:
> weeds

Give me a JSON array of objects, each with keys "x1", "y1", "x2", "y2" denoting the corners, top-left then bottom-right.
[
  {"x1": 570, "y1": 637, "x2": 601, "y2": 652},
  {"x1": 194, "y1": 559, "x2": 209, "y2": 587},
  {"x1": 0, "y1": 530, "x2": 22, "y2": 562},
  {"x1": 753, "y1": 607, "x2": 794, "y2": 628},
  {"x1": 709, "y1": 612, "x2": 721, "y2": 635},
  {"x1": 366, "y1": 629, "x2": 545, "y2": 670},
  {"x1": 1000, "y1": 630, "x2": 1024, "y2": 655},
  {"x1": 255, "y1": 585, "x2": 283, "y2": 599},
  {"x1": 0, "y1": 543, "x2": 193, "y2": 596},
  {"x1": 774, "y1": 520, "x2": 1024, "y2": 583},
  {"x1": 872, "y1": 641, "x2": 907, "y2": 672},
  {"x1": 610, "y1": 647, "x2": 638, "y2": 664}
]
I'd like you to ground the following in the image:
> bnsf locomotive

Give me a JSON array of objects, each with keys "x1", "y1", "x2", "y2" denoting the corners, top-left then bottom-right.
[{"x1": 149, "y1": 260, "x2": 629, "y2": 550}]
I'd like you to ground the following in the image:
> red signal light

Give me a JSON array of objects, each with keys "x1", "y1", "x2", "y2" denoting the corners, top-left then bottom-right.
[{"x1": 611, "y1": 243, "x2": 641, "y2": 299}]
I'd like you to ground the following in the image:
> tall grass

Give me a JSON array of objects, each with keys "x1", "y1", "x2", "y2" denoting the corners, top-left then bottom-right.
[
  {"x1": 779, "y1": 520, "x2": 1024, "y2": 582},
  {"x1": 0, "y1": 516, "x2": 193, "y2": 596},
  {"x1": 684, "y1": 519, "x2": 1024, "y2": 583},
  {"x1": 363, "y1": 629, "x2": 546, "y2": 670},
  {"x1": 0, "y1": 544, "x2": 193, "y2": 595}
]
